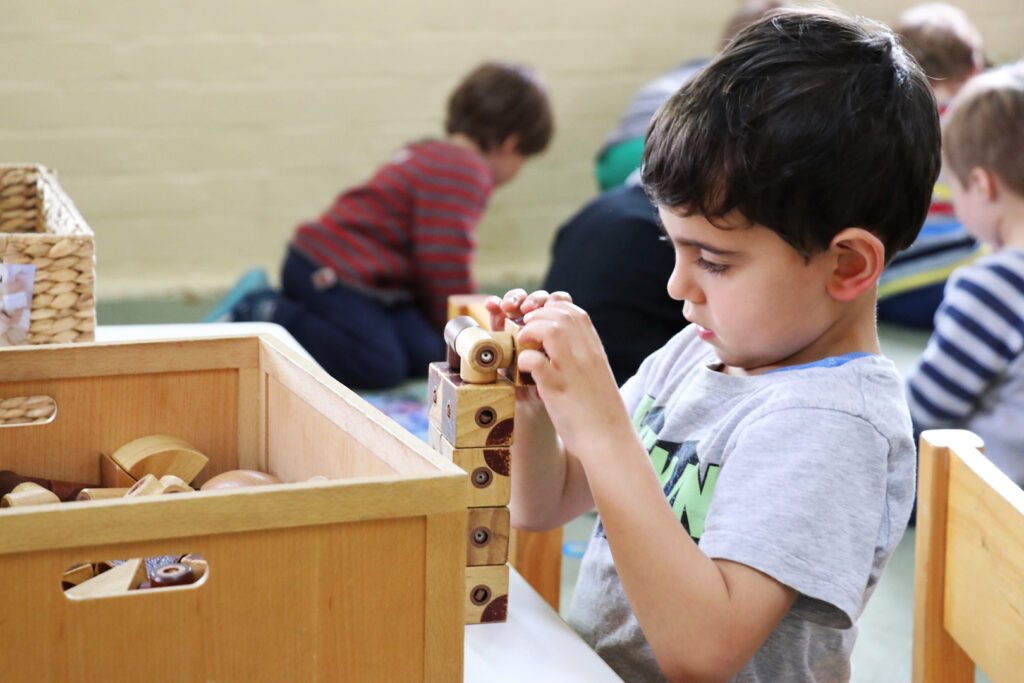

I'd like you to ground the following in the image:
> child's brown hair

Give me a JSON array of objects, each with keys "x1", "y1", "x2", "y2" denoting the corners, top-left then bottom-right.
[
  {"x1": 943, "y1": 61, "x2": 1024, "y2": 196},
  {"x1": 896, "y1": 3, "x2": 984, "y2": 85},
  {"x1": 445, "y1": 61, "x2": 554, "y2": 156}
]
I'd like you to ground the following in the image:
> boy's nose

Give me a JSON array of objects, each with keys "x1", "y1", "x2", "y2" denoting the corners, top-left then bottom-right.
[{"x1": 667, "y1": 263, "x2": 703, "y2": 303}]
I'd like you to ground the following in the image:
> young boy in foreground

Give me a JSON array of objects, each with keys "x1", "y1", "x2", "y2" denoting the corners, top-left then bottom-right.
[{"x1": 487, "y1": 9, "x2": 940, "y2": 682}]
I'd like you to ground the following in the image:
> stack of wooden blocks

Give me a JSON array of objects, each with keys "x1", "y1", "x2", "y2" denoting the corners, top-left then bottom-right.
[{"x1": 428, "y1": 313, "x2": 534, "y2": 624}]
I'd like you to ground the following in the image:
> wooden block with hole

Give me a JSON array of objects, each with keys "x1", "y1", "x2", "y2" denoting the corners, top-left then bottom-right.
[
  {"x1": 433, "y1": 432, "x2": 510, "y2": 508},
  {"x1": 465, "y1": 563, "x2": 510, "y2": 624},
  {"x1": 0, "y1": 336, "x2": 467, "y2": 681},
  {"x1": 109, "y1": 435, "x2": 209, "y2": 485},
  {"x1": 433, "y1": 367, "x2": 515, "y2": 448},
  {"x1": 466, "y1": 507, "x2": 510, "y2": 566}
]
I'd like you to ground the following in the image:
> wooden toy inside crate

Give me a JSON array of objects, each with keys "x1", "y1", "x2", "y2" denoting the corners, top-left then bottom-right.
[
  {"x1": 0, "y1": 164, "x2": 96, "y2": 345},
  {"x1": 0, "y1": 335, "x2": 467, "y2": 681}
]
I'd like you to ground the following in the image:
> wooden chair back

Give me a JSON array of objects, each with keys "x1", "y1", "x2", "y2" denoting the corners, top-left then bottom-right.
[{"x1": 913, "y1": 429, "x2": 1024, "y2": 682}]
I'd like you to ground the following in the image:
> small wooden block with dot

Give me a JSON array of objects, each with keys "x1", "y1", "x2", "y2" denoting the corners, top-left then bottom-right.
[
  {"x1": 432, "y1": 432, "x2": 510, "y2": 507},
  {"x1": 465, "y1": 564, "x2": 510, "y2": 624},
  {"x1": 466, "y1": 506, "x2": 510, "y2": 566},
  {"x1": 432, "y1": 366, "x2": 514, "y2": 448}
]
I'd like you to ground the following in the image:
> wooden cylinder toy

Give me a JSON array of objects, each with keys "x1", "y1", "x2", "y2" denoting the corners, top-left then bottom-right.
[
  {"x1": 200, "y1": 470, "x2": 282, "y2": 491},
  {"x1": 76, "y1": 487, "x2": 132, "y2": 501},
  {"x1": 150, "y1": 563, "x2": 196, "y2": 587},
  {"x1": 0, "y1": 469, "x2": 91, "y2": 502},
  {"x1": 1, "y1": 482, "x2": 61, "y2": 507},
  {"x1": 445, "y1": 316, "x2": 509, "y2": 383},
  {"x1": 124, "y1": 473, "x2": 165, "y2": 498},
  {"x1": 158, "y1": 475, "x2": 194, "y2": 494}
]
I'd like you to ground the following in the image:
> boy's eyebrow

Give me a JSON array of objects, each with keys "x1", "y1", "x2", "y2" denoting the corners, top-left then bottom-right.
[{"x1": 655, "y1": 212, "x2": 739, "y2": 255}]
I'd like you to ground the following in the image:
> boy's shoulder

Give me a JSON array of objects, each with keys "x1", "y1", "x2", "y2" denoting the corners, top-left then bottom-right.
[{"x1": 631, "y1": 327, "x2": 907, "y2": 423}]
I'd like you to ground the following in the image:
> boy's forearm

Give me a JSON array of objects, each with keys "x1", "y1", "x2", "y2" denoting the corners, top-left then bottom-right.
[
  {"x1": 583, "y1": 430, "x2": 795, "y2": 681},
  {"x1": 509, "y1": 389, "x2": 594, "y2": 531}
]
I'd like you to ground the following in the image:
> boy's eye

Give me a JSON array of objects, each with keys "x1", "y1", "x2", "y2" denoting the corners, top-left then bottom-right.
[{"x1": 696, "y1": 257, "x2": 728, "y2": 274}]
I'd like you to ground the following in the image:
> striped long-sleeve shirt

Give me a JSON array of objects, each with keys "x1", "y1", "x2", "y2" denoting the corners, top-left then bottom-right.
[
  {"x1": 905, "y1": 248, "x2": 1024, "y2": 484},
  {"x1": 290, "y1": 139, "x2": 493, "y2": 331}
]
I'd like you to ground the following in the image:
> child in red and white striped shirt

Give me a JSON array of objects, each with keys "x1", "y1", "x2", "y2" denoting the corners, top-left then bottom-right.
[{"x1": 215, "y1": 61, "x2": 553, "y2": 389}]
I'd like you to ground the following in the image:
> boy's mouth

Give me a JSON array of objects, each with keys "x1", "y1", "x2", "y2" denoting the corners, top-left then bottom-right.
[{"x1": 695, "y1": 324, "x2": 715, "y2": 341}]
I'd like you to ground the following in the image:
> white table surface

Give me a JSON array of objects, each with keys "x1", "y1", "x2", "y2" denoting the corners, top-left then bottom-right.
[{"x1": 95, "y1": 322, "x2": 622, "y2": 682}]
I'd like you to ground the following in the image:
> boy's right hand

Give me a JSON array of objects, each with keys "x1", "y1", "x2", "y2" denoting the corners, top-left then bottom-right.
[{"x1": 484, "y1": 288, "x2": 572, "y2": 331}]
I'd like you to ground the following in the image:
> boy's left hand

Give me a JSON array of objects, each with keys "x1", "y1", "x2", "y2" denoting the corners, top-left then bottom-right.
[{"x1": 518, "y1": 300, "x2": 629, "y2": 454}]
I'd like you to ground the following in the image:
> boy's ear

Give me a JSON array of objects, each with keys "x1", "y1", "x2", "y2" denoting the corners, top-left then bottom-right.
[
  {"x1": 826, "y1": 228, "x2": 885, "y2": 302},
  {"x1": 498, "y1": 135, "x2": 520, "y2": 155},
  {"x1": 967, "y1": 167, "x2": 998, "y2": 201}
]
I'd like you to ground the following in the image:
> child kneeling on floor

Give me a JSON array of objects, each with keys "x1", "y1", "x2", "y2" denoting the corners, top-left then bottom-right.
[
  {"x1": 487, "y1": 9, "x2": 938, "y2": 681},
  {"x1": 215, "y1": 61, "x2": 553, "y2": 390}
]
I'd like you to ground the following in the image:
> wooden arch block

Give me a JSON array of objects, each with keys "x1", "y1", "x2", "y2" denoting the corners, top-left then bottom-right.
[{"x1": 110, "y1": 435, "x2": 209, "y2": 484}]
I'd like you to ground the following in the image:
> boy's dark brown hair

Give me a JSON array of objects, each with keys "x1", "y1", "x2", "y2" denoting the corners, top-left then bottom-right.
[
  {"x1": 943, "y1": 61, "x2": 1024, "y2": 197},
  {"x1": 446, "y1": 61, "x2": 553, "y2": 156},
  {"x1": 896, "y1": 3, "x2": 984, "y2": 85},
  {"x1": 642, "y1": 9, "x2": 941, "y2": 262}
]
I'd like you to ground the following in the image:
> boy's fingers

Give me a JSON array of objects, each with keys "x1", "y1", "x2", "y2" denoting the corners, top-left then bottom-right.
[
  {"x1": 520, "y1": 290, "x2": 550, "y2": 314},
  {"x1": 483, "y1": 295, "x2": 506, "y2": 331},
  {"x1": 516, "y1": 348, "x2": 549, "y2": 375},
  {"x1": 502, "y1": 288, "x2": 527, "y2": 308},
  {"x1": 548, "y1": 290, "x2": 573, "y2": 303}
]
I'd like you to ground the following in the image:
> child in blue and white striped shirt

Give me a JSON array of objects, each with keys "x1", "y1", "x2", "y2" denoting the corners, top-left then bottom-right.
[{"x1": 906, "y1": 60, "x2": 1024, "y2": 485}]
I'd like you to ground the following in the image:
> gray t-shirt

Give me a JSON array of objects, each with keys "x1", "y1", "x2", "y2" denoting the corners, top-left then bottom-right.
[{"x1": 567, "y1": 325, "x2": 916, "y2": 682}]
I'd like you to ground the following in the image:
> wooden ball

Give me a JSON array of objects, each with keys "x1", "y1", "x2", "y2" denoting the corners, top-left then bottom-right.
[{"x1": 200, "y1": 470, "x2": 282, "y2": 491}]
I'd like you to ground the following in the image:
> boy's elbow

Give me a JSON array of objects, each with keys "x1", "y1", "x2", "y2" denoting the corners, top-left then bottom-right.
[
  {"x1": 656, "y1": 637, "x2": 747, "y2": 683},
  {"x1": 509, "y1": 507, "x2": 560, "y2": 533}
]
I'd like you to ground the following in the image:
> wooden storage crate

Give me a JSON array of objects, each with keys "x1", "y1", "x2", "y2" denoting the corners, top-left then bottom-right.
[
  {"x1": 0, "y1": 335, "x2": 467, "y2": 681},
  {"x1": 0, "y1": 164, "x2": 96, "y2": 345}
]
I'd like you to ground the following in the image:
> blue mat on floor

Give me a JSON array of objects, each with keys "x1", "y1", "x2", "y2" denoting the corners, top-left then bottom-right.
[{"x1": 360, "y1": 379, "x2": 430, "y2": 443}]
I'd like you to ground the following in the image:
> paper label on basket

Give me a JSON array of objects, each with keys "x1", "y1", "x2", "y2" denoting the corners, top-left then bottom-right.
[{"x1": 0, "y1": 263, "x2": 35, "y2": 346}]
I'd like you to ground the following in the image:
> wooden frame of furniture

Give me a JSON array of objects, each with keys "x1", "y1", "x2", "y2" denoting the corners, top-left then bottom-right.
[{"x1": 913, "y1": 429, "x2": 1024, "y2": 682}]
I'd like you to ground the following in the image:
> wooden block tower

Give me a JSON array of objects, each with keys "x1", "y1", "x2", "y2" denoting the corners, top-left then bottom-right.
[{"x1": 428, "y1": 313, "x2": 531, "y2": 624}]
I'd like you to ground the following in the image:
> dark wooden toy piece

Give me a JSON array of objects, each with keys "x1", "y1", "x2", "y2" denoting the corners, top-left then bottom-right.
[{"x1": 150, "y1": 563, "x2": 196, "y2": 588}]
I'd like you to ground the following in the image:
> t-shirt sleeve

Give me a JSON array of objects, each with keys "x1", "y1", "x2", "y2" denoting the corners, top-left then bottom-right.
[{"x1": 697, "y1": 407, "x2": 890, "y2": 628}]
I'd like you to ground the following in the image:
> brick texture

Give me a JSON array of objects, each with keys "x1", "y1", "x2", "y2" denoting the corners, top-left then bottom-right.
[{"x1": 0, "y1": 1, "x2": 1019, "y2": 298}]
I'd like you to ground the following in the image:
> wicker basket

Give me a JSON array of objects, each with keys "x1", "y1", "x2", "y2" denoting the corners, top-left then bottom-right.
[{"x1": 0, "y1": 164, "x2": 96, "y2": 345}]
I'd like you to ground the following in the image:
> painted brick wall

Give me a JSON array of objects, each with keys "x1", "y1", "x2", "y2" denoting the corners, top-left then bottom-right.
[{"x1": 0, "y1": 1, "x2": 1020, "y2": 298}]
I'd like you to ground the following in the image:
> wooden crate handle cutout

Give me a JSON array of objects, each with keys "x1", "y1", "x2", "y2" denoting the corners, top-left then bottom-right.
[
  {"x1": 0, "y1": 395, "x2": 56, "y2": 427},
  {"x1": 63, "y1": 553, "x2": 210, "y2": 600}
]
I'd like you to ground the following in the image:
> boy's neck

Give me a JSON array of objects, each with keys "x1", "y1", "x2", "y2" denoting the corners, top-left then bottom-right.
[
  {"x1": 447, "y1": 133, "x2": 485, "y2": 157},
  {"x1": 996, "y1": 192, "x2": 1024, "y2": 249}
]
